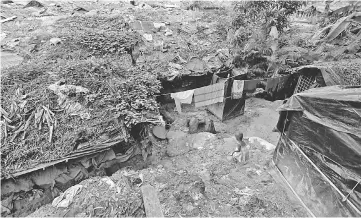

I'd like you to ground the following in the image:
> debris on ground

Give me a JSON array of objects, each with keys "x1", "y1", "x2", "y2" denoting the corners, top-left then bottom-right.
[
  {"x1": 49, "y1": 37, "x2": 62, "y2": 46},
  {"x1": 52, "y1": 184, "x2": 83, "y2": 208},
  {"x1": 1, "y1": 1, "x2": 359, "y2": 217},
  {"x1": 48, "y1": 80, "x2": 91, "y2": 119},
  {"x1": 29, "y1": 169, "x2": 146, "y2": 217},
  {"x1": 143, "y1": 33, "x2": 153, "y2": 41}
]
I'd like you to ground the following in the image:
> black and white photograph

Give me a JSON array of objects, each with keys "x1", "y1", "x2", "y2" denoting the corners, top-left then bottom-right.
[{"x1": 1, "y1": 0, "x2": 360, "y2": 217}]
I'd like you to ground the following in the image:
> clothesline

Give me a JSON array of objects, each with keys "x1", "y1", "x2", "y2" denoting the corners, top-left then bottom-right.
[{"x1": 154, "y1": 74, "x2": 247, "y2": 96}]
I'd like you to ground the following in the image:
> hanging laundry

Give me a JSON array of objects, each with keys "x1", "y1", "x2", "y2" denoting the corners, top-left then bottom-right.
[
  {"x1": 194, "y1": 82, "x2": 225, "y2": 108},
  {"x1": 212, "y1": 73, "x2": 220, "y2": 85},
  {"x1": 231, "y1": 80, "x2": 244, "y2": 99},
  {"x1": 170, "y1": 90, "x2": 194, "y2": 113}
]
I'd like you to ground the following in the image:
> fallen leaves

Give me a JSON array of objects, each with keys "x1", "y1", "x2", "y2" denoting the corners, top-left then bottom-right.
[{"x1": 1, "y1": 97, "x2": 56, "y2": 143}]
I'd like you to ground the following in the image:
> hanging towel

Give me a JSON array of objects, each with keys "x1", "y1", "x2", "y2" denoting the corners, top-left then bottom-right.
[
  {"x1": 231, "y1": 80, "x2": 244, "y2": 99},
  {"x1": 170, "y1": 90, "x2": 194, "y2": 113},
  {"x1": 194, "y1": 82, "x2": 225, "y2": 108}
]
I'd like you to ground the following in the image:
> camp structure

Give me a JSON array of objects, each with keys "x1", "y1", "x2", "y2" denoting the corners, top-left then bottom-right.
[
  {"x1": 264, "y1": 59, "x2": 361, "y2": 101},
  {"x1": 264, "y1": 74, "x2": 298, "y2": 101},
  {"x1": 206, "y1": 75, "x2": 246, "y2": 121},
  {"x1": 290, "y1": 58, "x2": 361, "y2": 94},
  {"x1": 273, "y1": 85, "x2": 361, "y2": 217}
]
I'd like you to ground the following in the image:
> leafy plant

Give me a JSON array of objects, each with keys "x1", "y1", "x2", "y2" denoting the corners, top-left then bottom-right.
[
  {"x1": 232, "y1": 1, "x2": 305, "y2": 34},
  {"x1": 312, "y1": 12, "x2": 361, "y2": 42},
  {"x1": 56, "y1": 58, "x2": 161, "y2": 128},
  {"x1": 320, "y1": 1, "x2": 361, "y2": 27}
]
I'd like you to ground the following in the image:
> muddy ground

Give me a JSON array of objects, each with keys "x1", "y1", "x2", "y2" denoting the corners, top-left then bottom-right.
[{"x1": 29, "y1": 98, "x2": 308, "y2": 217}]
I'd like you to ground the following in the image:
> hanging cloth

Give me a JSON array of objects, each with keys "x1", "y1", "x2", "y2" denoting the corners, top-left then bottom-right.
[
  {"x1": 170, "y1": 90, "x2": 194, "y2": 113},
  {"x1": 231, "y1": 80, "x2": 244, "y2": 99},
  {"x1": 212, "y1": 73, "x2": 220, "y2": 84}
]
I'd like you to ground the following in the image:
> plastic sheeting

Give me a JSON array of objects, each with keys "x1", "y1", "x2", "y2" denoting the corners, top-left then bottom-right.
[
  {"x1": 277, "y1": 85, "x2": 361, "y2": 136},
  {"x1": 274, "y1": 136, "x2": 360, "y2": 217},
  {"x1": 159, "y1": 73, "x2": 213, "y2": 96},
  {"x1": 265, "y1": 74, "x2": 298, "y2": 101},
  {"x1": 274, "y1": 85, "x2": 361, "y2": 217}
]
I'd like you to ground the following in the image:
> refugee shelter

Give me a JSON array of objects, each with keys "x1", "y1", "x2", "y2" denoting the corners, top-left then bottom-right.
[
  {"x1": 290, "y1": 59, "x2": 361, "y2": 94},
  {"x1": 206, "y1": 75, "x2": 246, "y2": 121},
  {"x1": 265, "y1": 74, "x2": 298, "y2": 101},
  {"x1": 273, "y1": 85, "x2": 361, "y2": 217}
]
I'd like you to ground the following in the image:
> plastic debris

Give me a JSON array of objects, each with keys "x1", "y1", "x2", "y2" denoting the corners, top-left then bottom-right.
[
  {"x1": 50, "y1": 38, "x2": 62, "y2": 46},
  {"x1": 165, "y1": 29, "x2": 173, "y2": 36},
  {"x1": 48, "y1": 81, "x2": 91, "y2": 119},
  {"x1": 154, "y1": 22, "x2": 165, "y2": 31},
  {"x1": 52, "y1": 184, "x2": 83, "y2": 208},
  {"x1": 143, "y1": 34, "x2": 153, "y2": 41},
  {"x1": 101, "y1": 177, "x2": 121, "y2": 193},
  {"x1": 234, "y1": 187, "x2": 254, "y2": 196}
]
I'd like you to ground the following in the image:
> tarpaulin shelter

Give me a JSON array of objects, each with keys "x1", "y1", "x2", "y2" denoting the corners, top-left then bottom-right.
[
  {"x1": 273, "y1": 85, "x2": 361, "y2": 217},
  {"x1": 291, "y1": 59, "x2": 361, "y2": 94},
  {"x1": 265, "y1": 74, "x2": 299, "y2": 101},
  {"x1": 207, "y1": 75, "x2": 245, "y2": 121}
]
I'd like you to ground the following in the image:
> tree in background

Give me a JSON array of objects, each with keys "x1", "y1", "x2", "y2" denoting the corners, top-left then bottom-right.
[{"x1": 231, "y1": 0, "x2": 306, "y2": 48}]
